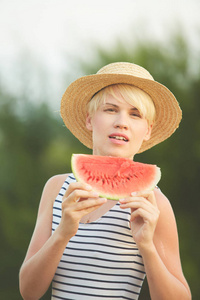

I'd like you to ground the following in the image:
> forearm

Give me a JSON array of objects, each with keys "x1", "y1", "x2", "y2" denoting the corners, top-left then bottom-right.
[
  {"x1": 140, "y1": 244, "x2": 191, "y2": 300},
  {"x1": 19, "y1": 230, "x2": 70, "y2": 300}
]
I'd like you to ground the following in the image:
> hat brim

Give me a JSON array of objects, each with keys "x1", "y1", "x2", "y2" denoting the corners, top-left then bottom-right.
[{"x1": 60, "y1": 73, "x2": 182, "y2": 153}]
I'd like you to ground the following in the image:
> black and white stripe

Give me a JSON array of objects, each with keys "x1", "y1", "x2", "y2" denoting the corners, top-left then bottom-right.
[{"x1": 51, "y1": 174, "x2": 145, "y2": 300}]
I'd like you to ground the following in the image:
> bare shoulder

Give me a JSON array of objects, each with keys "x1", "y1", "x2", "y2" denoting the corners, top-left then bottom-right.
[
  {"x1": 34, "y1": 173, "x2": 70, "y2": 223},
  {"x1": 153, "y1": 187, "x2": 178, "y2": 243},
  {"x1": 154, "y1": 187, "x2": 175, "y2": 218},
  {"x1": 22, "y1": 173, "x2": 70, "y2": 262},
  {"x1": 44, "y1": 173, "x2": 69, "y2": 197},
  {"x1": 40, "y1": 173, "x2": 70, "y2": 209}
]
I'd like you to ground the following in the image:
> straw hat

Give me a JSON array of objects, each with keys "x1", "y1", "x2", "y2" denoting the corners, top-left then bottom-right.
[{"x1": 60, "y1": 62, "x2": 182, "y2": 153}]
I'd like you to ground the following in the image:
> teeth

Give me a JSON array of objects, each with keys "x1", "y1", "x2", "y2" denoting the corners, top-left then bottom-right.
[{"x1": 112, "y1": 136, "x2": 127, "y2": 141}]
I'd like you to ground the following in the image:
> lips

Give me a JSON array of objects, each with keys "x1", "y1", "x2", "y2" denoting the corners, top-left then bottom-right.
[{"x1": 109, "y1": 133, "x2": 129, "y2": 142}]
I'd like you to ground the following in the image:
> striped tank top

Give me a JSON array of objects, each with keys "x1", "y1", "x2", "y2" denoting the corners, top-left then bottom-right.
[{"x1": 51, "y1": 174, "x2": 146, "y2": 300}]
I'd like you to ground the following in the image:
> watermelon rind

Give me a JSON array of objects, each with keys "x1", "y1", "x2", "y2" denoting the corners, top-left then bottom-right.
[{"x1": 71, "y1": 154, "x2": 161, "y2": 200}]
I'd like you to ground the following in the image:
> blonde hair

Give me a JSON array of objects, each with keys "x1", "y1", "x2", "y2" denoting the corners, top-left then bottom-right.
[{"x1": 87, "y1": 84, "x2": 156, "y2": 125}]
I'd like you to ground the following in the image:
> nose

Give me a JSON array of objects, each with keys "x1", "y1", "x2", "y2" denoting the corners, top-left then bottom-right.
[{"x1": 113, "y1": 113, "x2": 129, "y2": 130}]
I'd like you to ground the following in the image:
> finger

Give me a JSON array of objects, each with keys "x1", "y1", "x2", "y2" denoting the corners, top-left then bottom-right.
[
  {"x1": 123, "y1": 190, "x2": 157, "y2": 207},
  {"x1": 120, "y1": 199, "x2": 157, "y2": 214},
  {"x1": 132, "y1": 190, "x2": 156, "y2": 203},
  {"x1": 64, "y1": 181, "x2": 93, "y2": 198},
  {"x1": 70, "y1": 198, "x2": 107, "y2": 222},
  {"x1": 76, "y1": 197, "x2": 107, "y2": 212},
  {"x1": 120, "y1": 194, "x2": 154, "y2": 206},
  {"x1": 130, "y1": 207, "x2": 159, "y2": 223},
  {"x1": 121, "y1": 201, "x2": 160, "y2": 222},
  {"x1": 63, "y1": 188, "x2": 99, "y2": 204}
]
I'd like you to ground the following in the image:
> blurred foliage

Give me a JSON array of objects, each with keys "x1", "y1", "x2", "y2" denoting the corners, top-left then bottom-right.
[{"x1": 0, "y1": 30, "x2": 199, "y2": 299}]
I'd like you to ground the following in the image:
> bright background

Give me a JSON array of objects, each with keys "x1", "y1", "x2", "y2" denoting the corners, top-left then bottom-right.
[{"x1": 1, "y1": 0, "x2": 200, "y2": 109}]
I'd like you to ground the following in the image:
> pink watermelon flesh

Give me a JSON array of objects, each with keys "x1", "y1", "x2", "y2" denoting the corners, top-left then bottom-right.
[{"x1": 71, "y1": 154, "x2": 161, "y2": 200}]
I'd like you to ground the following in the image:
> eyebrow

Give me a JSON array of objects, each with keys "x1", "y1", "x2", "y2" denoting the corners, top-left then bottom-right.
[{"x1": 104, "y1": 102, "x2": 140, "y2": 112}]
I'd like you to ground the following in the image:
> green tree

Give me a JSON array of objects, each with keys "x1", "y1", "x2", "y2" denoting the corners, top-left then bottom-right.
[{"x1": 0, "y1": 88, "x2": 89, "y2": 298}]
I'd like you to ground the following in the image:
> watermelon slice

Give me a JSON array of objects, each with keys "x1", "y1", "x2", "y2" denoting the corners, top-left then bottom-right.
[{"x1": 71, "y1": 154, "x2": 161, "y2": 200}]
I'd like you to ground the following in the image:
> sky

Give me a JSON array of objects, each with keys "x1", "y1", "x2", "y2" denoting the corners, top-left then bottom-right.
[{"x1": 1, "y1": 0, "x2": 200, "y2": 108}]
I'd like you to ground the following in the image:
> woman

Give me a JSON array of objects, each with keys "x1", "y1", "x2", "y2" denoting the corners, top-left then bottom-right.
[{"x1": 19, "y1": 62, "x2": 191, "y2": 299}]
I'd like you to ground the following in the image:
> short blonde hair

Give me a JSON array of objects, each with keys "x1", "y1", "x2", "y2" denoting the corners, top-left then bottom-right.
[{"x1": 87, "y1": 84, "x2": 156, "y2": 125}]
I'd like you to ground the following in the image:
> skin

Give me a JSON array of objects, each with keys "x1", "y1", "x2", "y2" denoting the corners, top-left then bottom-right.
[
  {"x1": 86, "y1": 94, "x2": 152, "y2": 159},
  {"x1": 19, "y1": 90, "x2": 191, "y2": 300}
]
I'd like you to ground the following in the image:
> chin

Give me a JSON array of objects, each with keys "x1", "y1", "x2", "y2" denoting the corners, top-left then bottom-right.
[
  {"x1": 106, "y1": 150, "x2": 134, "y2": 160},
  {"x1": 93, "y1": 145, "x2": 136, "y2": 159}
]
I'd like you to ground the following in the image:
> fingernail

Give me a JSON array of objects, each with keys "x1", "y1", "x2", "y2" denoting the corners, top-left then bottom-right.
[
  {"x1": 131, "y1": 192, "x2": 137, "y2": 196},
  {"x1": 100, "y1": 197, "x2": 107, "y2": 202},
  {"x1": 91, "y1": 192, "x2": 99, "y2": 197}
]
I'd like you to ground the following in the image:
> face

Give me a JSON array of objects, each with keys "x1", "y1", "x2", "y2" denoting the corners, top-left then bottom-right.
[{"x1": 86, "y1": 90, "x2": 152, "y2": 160}]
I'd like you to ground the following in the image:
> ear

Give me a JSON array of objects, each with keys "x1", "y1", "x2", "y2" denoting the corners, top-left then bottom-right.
[
  {"x1": 86, "y1": 114, "x2": 93, "y2": 131},
  {"x1": 144, "y1": 123, "x2": 153, "y2": 141}
]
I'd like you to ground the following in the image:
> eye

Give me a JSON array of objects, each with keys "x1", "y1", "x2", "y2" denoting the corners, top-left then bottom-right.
[
  {"x1": 103, "y1": 107, "x2": 118, "y2": 113},
  {"x1": 105, "y1": 108, "x2": 115, "y2": 112},
  {"x1": 130, "y1": 110, "x2": 142, "y2": 118}
]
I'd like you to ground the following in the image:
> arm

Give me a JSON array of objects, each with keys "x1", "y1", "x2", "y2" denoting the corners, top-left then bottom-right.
[
  {"x1": 119, "y1": 188, "x2": 191, "y2": 300},
  {"x1": 19, "y1": 175, "x2": 106, "y2": 300}
]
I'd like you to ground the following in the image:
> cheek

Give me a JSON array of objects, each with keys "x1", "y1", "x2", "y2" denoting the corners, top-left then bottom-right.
[
  {"x1": 133, "y1": 122, "x2": 150, "y2": 140},
  {"x1": 93, "y1": 113, "x2": 109, "y2": 129}
]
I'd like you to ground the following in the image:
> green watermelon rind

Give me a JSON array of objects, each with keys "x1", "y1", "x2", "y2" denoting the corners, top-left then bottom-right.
[{"x1": 71, "y1": 154, "x2": 161, "y2": 200}]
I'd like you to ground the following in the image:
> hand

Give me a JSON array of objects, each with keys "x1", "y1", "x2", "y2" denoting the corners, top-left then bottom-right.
[
  {"x1": 119, "y1": 190, "x2": 160, "y2": 250},
  {"x1": 57, "y1": 182, "x2": 107, "y2": 239}
]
